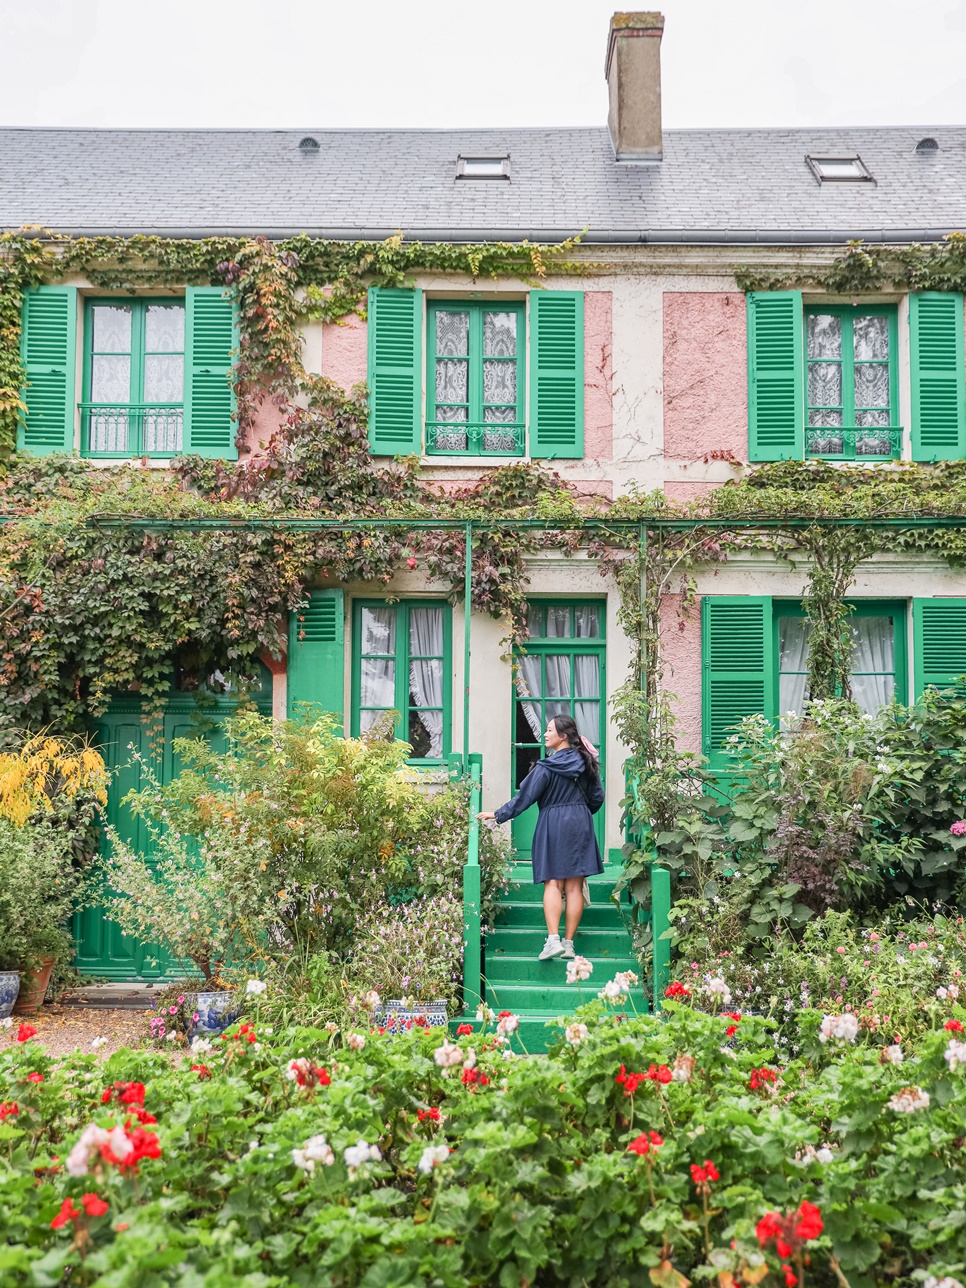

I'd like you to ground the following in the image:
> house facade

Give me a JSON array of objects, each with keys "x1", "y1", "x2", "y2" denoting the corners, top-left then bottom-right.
[{"x1": 3, "y1": 13, "x2": 966, "y2": 975}]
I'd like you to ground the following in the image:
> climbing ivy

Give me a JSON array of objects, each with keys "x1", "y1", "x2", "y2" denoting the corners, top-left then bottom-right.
[{"x1": 735, "y1": 231, "x2": 966, "y2": 295}]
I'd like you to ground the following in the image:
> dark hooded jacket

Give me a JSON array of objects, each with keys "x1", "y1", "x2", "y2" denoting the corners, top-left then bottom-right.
[{"x1": 493, "y1": 747, "x2": 604, "y2": 883}]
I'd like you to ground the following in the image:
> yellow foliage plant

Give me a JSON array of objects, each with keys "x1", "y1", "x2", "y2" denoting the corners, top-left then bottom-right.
[{"x1": 0, "y1": 733, "x2": 108, "y2": 827}]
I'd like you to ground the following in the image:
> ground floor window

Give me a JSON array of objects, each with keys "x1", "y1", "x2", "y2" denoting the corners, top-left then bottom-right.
[
  {"x1": 351, "y1": 600, "x2": 451, "y2": 761},
  {"x1": 702, "y1": 596, "x2": 907, "y2": 768},
  {"x1": 776, "y1": 601, "x2": 907, "y2": 723}
]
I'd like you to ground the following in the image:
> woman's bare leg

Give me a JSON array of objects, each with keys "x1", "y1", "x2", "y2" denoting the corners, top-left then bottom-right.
[
  {"x1": 543, "y1": 880, "x2": 563, "y2": 937},
  {"x1": 563, "y1": 877, "x2": 584, "y2": 941}
]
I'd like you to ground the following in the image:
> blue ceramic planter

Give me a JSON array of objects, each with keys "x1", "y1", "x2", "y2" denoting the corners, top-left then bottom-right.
[
  {"x1": 0, "y1": 971, "x2": 21, "y2": 1020},
  {"x1": 188, "y1": 991, "x2": 241, "y2": 1038},
  {"x1": 372, "y1": 998, "x2": 448, "y2": 1035}
]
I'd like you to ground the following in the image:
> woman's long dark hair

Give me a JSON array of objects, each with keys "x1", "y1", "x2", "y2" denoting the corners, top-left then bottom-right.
[{"x1": 549, "y1": 714, "x2": 600, "y2": 785}]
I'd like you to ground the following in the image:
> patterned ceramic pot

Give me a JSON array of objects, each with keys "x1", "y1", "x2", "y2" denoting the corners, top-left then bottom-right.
[
  {"x1": 0, "y1": 971, "x2": 20, "y2": 1020},
  {"x1": 187, "y1": 991, "x2": 241, "y2": 1038},
  {"x1": 372, "y1": 998, "x2": 448, "y2": 1035}
]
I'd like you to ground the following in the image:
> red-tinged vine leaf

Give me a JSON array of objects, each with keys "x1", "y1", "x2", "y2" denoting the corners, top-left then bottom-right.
[{"x1": 649, "y1": 1261, "x2": 690, "y2": 1288}]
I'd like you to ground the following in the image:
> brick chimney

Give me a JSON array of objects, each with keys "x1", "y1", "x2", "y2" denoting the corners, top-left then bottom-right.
[{"x1": 605, "y1": 12, "x2": 665, "y2": 162}]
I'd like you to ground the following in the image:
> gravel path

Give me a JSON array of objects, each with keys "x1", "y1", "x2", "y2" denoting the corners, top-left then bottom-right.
[{"x1": 10, "y1": 1005, "x2": 149, "y2": 1059}]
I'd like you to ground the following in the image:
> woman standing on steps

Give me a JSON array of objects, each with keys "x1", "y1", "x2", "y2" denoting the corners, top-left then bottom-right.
[{"x1": 478, "y1": 714, "x2": 604, "y2": 961}]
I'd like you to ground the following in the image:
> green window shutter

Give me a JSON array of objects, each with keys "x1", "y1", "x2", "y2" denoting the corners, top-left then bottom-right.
[
  {"x1": 18, "y1": 285, "x2": 78, "y2": 455},
  {"x1": 702, "y1": 596, "x2": 773, "y2": 769},
  {"x1": 910, "y1": 292, "x2": 966, "y2": 462},
  {"x1": 747, "y1": 291, "x2": 803, "y2": 461},
  {"x1": 912, "y1": 598, "x2": 966, "y2": 695},
  {"x1": 529, "y1": 290, "x2": 584, "y2": 459},
  {"x1": 287, "y1": 589, "x2": 345, "y2": 726},
  {"x1": 184, "y1": 286, "x2": 238, "y2": 460},
  {"x1": 367, "y1": 287, "x2": 422, "y2": 456}
]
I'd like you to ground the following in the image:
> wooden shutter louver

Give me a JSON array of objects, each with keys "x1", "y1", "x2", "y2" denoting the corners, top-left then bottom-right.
[
  {"x1": 185, "y1": 286, "x2": 237, "y2": 459},
  {"x1": 530, "y1": 291, "x2": 584, "y2": 459},
  {"x1": 287, "y1": 588, "x2": 346, "y2": 725},
  {"x1": 747, "y1": 291, "x2": 804, "y2": 461},
  {"x1": 910, "y1": 293, "x2": 966, "y2": 461},
  {"x1": 702, "y1": 597, "x2": 773, "y2": 768},
  {"x1": 18, "y1": 286, "x2": 77, "y2": 455},
  {"x1": 913, "y1": 598, "x2": 966, "y2": 695},
  {"x1": 367, "y1": 287, "x2": 422, "y2": 455}
]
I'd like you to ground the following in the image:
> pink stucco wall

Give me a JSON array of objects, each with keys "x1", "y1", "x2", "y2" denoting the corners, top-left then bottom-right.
[
  {"x1": 660, "y1": 592, "x2": 703, "y2": 754},
  {"x1": 663, "y1": 293, "x2": 746, "y2": 463},
  {"x1": 322, "y1": 313, "x2": 368, "y2": 393},
  {"x1": 239, "y1": 394, "x2": 286, "y2": 456},
  {"x1": 584, "y1": 291, "x2": 613, "y2": 462},
  {"x1": 663, "y1": 480, "x2": 722, "y2": 504}
]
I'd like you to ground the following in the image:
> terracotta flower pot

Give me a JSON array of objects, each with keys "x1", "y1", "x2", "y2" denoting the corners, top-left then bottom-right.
[{"x1": 13, "y1": 956, "x2": 55, "y2": 1015}]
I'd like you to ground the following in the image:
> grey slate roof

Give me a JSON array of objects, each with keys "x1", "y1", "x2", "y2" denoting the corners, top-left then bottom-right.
[{"x1": 1, "y1": 125, "x2": 964, "y2": 245}]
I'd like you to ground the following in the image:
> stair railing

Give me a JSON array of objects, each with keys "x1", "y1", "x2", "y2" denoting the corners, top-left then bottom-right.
[
  {"x1": 462, "y1": 753, "x2": 483, "y2": 1014},
  {"x1": 625, "y1": 767, "x2": 672, "y2": 1013}
]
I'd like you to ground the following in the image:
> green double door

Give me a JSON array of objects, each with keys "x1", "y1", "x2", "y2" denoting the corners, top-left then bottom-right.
[
  {"x1": 510, "y1": 601, "x2": 606, "y2": 865},
  {"x1": 73, "y1": 680, "x2": 271, "y2": 979}
]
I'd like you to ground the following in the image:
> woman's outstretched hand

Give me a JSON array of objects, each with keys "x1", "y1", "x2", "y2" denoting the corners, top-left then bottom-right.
[{"x1": 477, "y1": 811, "x2": 496, "y2": 821}]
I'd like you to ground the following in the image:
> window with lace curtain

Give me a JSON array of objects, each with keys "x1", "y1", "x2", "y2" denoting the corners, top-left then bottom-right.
[
  {"x1": 426, "y1": 300, "x2": 526, "y2": 456},
  {"x1": 805, "y1": 306, "x2": 899, "y2": 461},
  {"x1": 351, "y1": 600, "x2": 452, "y2": 762},
  {"x1": 81, "y1": 298, "x2": 186, "y2": 457}
]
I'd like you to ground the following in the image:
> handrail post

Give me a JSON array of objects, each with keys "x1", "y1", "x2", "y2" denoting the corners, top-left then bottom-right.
[
  {"x1": 462, "y1": 754, "x2": 483, "y2": 1015},
  {"x1": 651, "y1": 865, "x2": 671, "y2": 1012},
  {"x1": 463, "y1": 521, "x2": 472, "y2": 769}
]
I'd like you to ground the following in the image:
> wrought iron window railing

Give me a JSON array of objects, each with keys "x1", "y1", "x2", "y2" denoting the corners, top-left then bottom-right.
[
  {"x1": 425, "y1": 421, "x2": 525, "y2": 457},
  {"x1": 805, "y1": 425, "x2": 903, "y2": 460},
  {"x1": 80, "y1": 403, "x2": 184, "y2": 457}
]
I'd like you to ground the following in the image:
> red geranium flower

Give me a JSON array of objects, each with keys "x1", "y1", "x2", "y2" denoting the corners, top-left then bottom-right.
[
  {"x1": 757, "y1": 1201, "x2": 824, "y2": 1284},
  {"x1": 749, "y1": 1067, "x2": 778, "y2": 1091},
  {"x1": 16, "y1": 1023, "x2": 37, "y2": 1043},
  {"x1": 26, "y1": 1072, "x2": 43, "y2": 1084},
  {"x1": 723, "y1": 1011, "x2": 742, "y2": 1037},
  {"x1": 627, "y1": 1130, "x2": 664, "y2": 1156},
  {"x1": 944, "y1": 1019, "x2": 964, "y2": 1032},
  {"x1": 456, "y1": 1023, "x2": 473, "y2": 1036},
  {"x1": 418, "y1": 1107, "x2": 441, "y2": 1123},
  {"x1": 190, "y1": 1064, "x2": 212, "y2": 1081},
  {"x1": 0, "y1": 1101, "x2": 19, "y2": 1121},
  {"x1": 102, "y1": 1081, "x2": 146, "y2": 1107},
  {"x1": 81, "y1": 1193, "x2": 109, "y2": 1217},
  {"x1": 664, "y1": 981, "x2": 691, "y2": 999},
  {"x1": 690, "y1": 1159, "x2": 720, "y2": 1189},
  {"x1": 50, "y1": 1198, "x2": 80, "y2": 1230}
]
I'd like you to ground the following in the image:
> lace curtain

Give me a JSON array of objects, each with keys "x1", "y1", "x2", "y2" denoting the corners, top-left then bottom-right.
[
  {"x1": 778, "y1": 613, "x2": 894, "y2": 723},
  {"x1": 359, "y1": 607, "x2": 396, "y2": 731},
  {"x1": 408, "y1": 607, "x2": 444, "y2": 757}
]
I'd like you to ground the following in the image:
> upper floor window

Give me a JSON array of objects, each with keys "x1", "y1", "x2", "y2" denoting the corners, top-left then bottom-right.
[
  {"x1": 18, "y1": 284, "x2": 238, "y2": 461},
  {"x1": 366, "y1": 287, "x2": 584, "y2": 462},
  {"x1": 427, "y1": 301, "x2": 525, "y2": 456},
  {"x1": 83, "y1": 299, "x2": 185, "y2": 456},
  {"x1": 747, "y1": 290, "x2": 965, "y2": 464},
  {"x1": 805, "y1": 306, "x2": 898, "y2": 460}
]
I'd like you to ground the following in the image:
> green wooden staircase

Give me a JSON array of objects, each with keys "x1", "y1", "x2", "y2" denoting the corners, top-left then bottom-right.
[{"x1": 482, "y1": 864, "x2": 644, "y2": 1051}]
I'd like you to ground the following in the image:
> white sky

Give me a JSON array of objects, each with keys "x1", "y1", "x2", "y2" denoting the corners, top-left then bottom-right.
[{"x1": 1, "y1": 0, "x2": 964, "y2": 130}]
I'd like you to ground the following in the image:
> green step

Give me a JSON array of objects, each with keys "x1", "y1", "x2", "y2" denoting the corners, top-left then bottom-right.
[
  {"x1": 487, "y1": 926, "x2": 633, "y2": 955},
  {"x1": 484, "y1": 952, "x2": 638, "y2": 983},
  {"x1": 495, "y1": 902, "x2": 625, "y2": 930},
  {"x1": 504, "y1": 872, "x2": 625, "y2": 905},
  {"x1": 481, "y1": 981, "x2": 607, "y2": 1012}
]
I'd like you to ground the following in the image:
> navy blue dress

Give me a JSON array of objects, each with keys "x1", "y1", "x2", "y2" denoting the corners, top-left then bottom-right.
[{"x1": 493, "y1": 747, "x2": 605, "y2": 884}]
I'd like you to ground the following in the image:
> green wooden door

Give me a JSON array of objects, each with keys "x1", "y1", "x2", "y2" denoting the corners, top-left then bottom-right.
[
  {"x1": 510, "y1": 601, "x2": 606, "y2": 866},
  {"x1": 73, "y1": 672, "x2": 271, "y2": 979}
]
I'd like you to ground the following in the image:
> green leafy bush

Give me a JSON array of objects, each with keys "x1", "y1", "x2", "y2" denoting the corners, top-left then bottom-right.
[
  {"x1": 100, "y1": 711, "x2": 509, "y2": 994},
  {"x1": 3, "y1": 993, "x2": 966, "y2": 1285}
]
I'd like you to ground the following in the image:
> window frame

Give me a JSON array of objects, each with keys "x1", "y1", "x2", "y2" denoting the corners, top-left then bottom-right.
[
  {"x1": 772, "y1": 599, "x2": 908, "y2": 714},
  {"x1": 80, "y1": 296, "x2": 186, "y2": 459},
  {"x1": 425, "y1": 299, "x2": 527, "y2": 458},
  {"x1": 803, "y1": 304, "x2": 900, "y2": 461},
  {"x1": 350, "y1": 598, "x2": 453, "y2": 765}
]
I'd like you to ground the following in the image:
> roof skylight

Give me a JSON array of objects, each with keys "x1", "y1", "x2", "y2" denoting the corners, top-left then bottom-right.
[
  {"x1": 806, "y1": 155, "x2": 874, "y2": 184},
  {"x1": 457, "y1": 155, "x2": 510, "y2": 180}
]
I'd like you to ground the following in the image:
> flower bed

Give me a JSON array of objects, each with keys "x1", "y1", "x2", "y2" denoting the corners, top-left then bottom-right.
[{"x1": 2, "y1": 988, "x2": 966, "y2": 1285}]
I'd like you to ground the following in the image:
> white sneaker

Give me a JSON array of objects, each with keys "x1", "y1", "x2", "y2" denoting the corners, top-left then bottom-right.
[
  {"x1": 538, "y1": 935, "x2": 564, "y2": 960},
  {"x1": 560, "y1": 939, "x2": 576, "y2": 959}
]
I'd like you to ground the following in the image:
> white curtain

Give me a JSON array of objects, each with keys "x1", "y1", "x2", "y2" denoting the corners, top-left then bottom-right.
[
  {"x1": 408, "y1": 608, "x2": 444, "y2": 757},
  {"x1": 778, "y1": 617, "x2": 811, "y2": 727},
  {"x1": 516, "y1": 656, "x2": 543, "y2": 740},
  {"x1": 850, "y1": 616, "x2": 894, "y2": 712},
  {"x1": 359, "y1": 607, "x2": 396, "y2": 729},
  {"x1": 574, "y1": 655, "x2": 600, "y2": 743}
]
